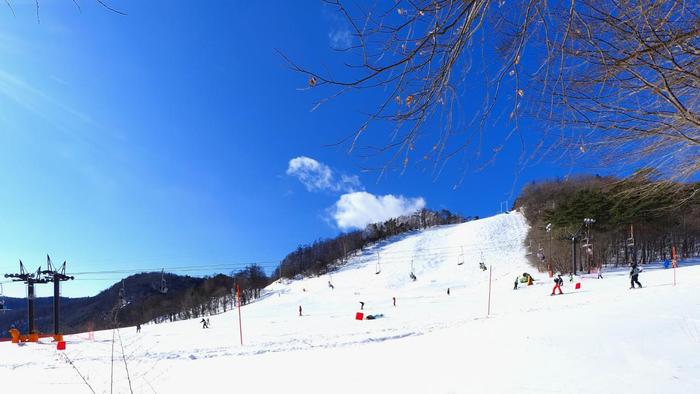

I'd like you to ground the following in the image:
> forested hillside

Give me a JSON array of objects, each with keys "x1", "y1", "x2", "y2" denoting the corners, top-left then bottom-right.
[
  {"x1": 1, "y1": 267, "x2": 270, "y2": 338},
  {"x1": 273, "y1": 209, "x2": 470, "y2": 280},
  {"x1": 515, "y1": 172, "x2": 700, "y2": 273}
]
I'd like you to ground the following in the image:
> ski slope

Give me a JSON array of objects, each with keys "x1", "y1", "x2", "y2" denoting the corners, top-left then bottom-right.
[{"x1": 1, "y1": 211, "x2": 699, "y2": 394}]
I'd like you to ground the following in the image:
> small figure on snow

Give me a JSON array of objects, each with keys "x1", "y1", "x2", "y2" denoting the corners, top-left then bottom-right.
[
  {"x1": 299, "y1": 305, "x2": 303, "y2": 317},
  {"x1": 568, "y1": 273, "x2": 574, "y2": 282},
  {"x1": 630, "y1": 263, "x2": 643, "y2": 289},
  {"x1": 392, "y1": 297, "x2": 396, "y2": 307},
  {"x1": 551, "y1": 274, "x2": 564, "y2": 296},
  {"x1": 513, "y1": 276, "x2": 519, "y2": 290},
  {"x1": 447, "y1": 288, "x2": 451, "y2": 296},
  {"x1": 328, "y1": 281, "x2": 335, "y2": 290},
  {"x1": 597, "y1": 266, "x2": 603, "y2": 279},
  {"x1": 359, "y1": 301, "x2": 365, "y2": 310},
  {"x1": 409, "y1": 272, "x2": 417, "y2": 281},
  {"x1": 200, "y1": 318, "x2": 208, "y2": 329},
  {"x1": 479, "y1": 262, "x2": 487, "y2": 271},
  {"x1": 136, "y1": 323, "x2": 141, "y2": 333}
]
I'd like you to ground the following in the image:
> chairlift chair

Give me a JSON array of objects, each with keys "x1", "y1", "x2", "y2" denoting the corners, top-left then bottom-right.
[
  {"x1": 479, "y1": 252, "x2": 487, "y2": 271},
  {"x1": 159, "y1": 269, "x2": 168, "y2": 294},
  {"x1": 118, "y1": 280, "x2": 127, "y2": 307},
  {"x1": 536, "y1": 246, "x2": 545, "y2": 262}
]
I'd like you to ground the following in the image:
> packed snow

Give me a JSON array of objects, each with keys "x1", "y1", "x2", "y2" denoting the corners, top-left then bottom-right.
[{"x1": 1, "y1": 211, "x2": 699, "y2": 393}]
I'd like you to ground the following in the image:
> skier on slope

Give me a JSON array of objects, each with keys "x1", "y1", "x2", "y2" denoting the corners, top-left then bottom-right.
[
  {"x1": 513, "y1": 276, "x2": 519, "y2": 290},
  {"x1": 200, "y1": 318, "x2": 208, "y2": 329},
  {"x1": 630, "y1": 263, "x2": 643, "y2": 289},
  {"x1": 551, "y1": 274, "x2": 564, "y2": 296}
]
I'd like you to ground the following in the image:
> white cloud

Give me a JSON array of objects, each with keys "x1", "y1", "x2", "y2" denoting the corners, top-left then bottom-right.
[
  {"x1": 331, "y1": 191, "x2": 426, "y2": 230},
  {"x1": 287, "y1": 156, "x2": 361, "y2": 193},
  {"x1": 328, "y1": 27, "x2": 352, "y2": 48}
]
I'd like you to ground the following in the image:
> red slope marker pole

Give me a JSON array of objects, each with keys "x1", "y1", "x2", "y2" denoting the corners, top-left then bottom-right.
[
  {"x1": 487, "y1": 265, "x2": 492, "y2": 317},
  {"x1": 237, "y1": 285, "x2": 243, "y2": 346}
]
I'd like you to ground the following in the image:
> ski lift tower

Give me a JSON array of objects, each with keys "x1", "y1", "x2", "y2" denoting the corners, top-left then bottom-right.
[
  {"x1": 0, "y1": 283, "x2": 6, "y2": 311},
  {"x1": 40, "y1": 255, "x2": 74, "y2": 341},
  {"x1": 4, "y1": 261, "x2": 49, "y2": 340}
]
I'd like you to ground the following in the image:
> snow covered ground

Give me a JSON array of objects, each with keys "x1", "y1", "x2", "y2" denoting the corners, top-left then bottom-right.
[{"x1": 1, "y1": 211, "x2": 699, "y2": 393}]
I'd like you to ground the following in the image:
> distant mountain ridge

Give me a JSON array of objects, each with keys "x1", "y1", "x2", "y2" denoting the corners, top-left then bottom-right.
[{"x1": 0, "y1": 272, "x2": 219, "y2": 337}]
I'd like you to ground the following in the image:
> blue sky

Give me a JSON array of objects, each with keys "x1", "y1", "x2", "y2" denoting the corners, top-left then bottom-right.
[{"x1": 0, "y1": 1, "x2": 593, "y2": 297}]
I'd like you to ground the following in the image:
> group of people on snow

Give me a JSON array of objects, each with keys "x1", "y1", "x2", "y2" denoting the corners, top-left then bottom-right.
[{"x1": 511, "y1": 261, "x2": 644, "y2": 295}]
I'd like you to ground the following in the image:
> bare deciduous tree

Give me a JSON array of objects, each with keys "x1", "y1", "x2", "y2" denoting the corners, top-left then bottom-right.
[{"x1": 286, "y1": 0, "x2": 700, "y2": 183}]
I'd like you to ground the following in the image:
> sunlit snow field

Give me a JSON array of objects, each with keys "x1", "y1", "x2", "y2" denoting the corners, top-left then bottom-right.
[{"x1": 2, "y1": 211, "x2": 699, "y2": 393}]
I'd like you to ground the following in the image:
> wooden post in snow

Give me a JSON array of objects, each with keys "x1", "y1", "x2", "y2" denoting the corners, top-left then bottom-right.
[
  {"x1": 487, "y1": 265, "x2": 493, "y2": 317},
  {"x1": 237, "y1": 284, "x2": 243, "y2": 346},
  {"x1": 672, "y1": 246, "x2": 677, "y2": 286}
]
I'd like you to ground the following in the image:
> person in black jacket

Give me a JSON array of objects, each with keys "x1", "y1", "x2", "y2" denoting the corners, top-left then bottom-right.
[
  {"x1": 630, "y1": 264, "x2": 643, "y2": 289},
  {"x1": 551, "y1": 274, "x2": 564, "y2": 295}
]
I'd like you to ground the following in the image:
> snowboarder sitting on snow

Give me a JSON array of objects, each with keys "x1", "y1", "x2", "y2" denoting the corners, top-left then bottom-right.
[
  {"x1": 630, "y1": 263, "x2": 643, "y2": 289},
  {"x1": 551, "y1": 274, "x2": 564, "y2": 295}
]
